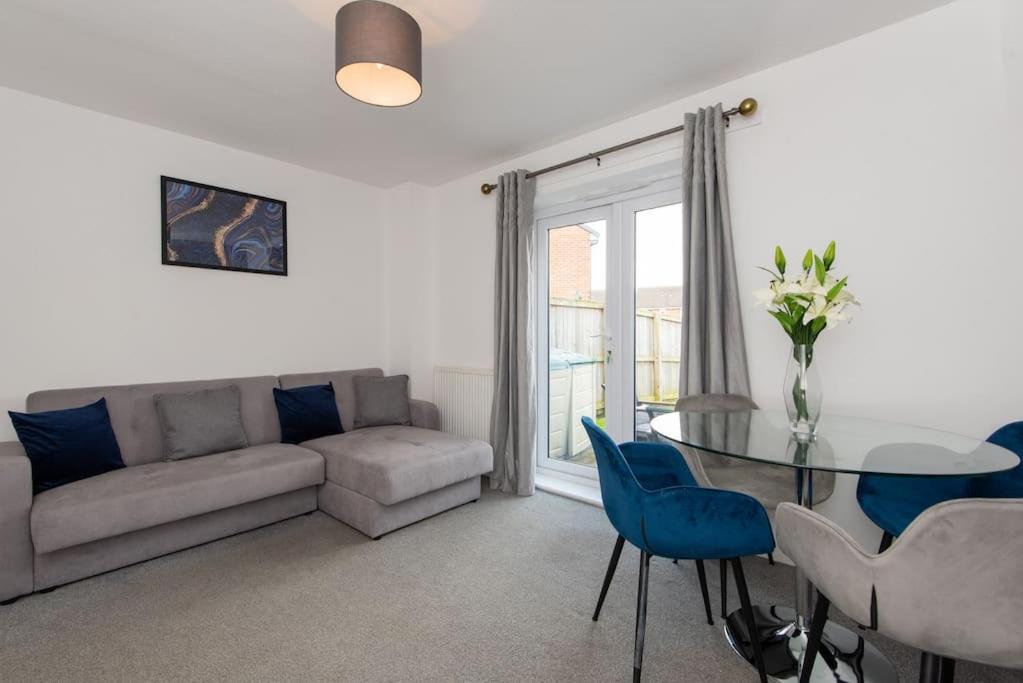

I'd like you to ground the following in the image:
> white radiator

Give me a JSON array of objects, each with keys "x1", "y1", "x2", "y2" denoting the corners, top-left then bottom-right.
[{"x1": 433, "y1": 367, "x2": 494, "y2": 442}]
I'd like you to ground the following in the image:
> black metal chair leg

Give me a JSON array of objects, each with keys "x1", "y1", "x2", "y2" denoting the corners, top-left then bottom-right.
[
  {"x1": 633, "y1": 551, "x2": 651, "y2": 683},
  {"x1": 731, "y1": 558, "x2": 768, "y2": 683},
  {"x1": 694, "y1": 560, "x2": 714, "y2": 625},
  {"x1": 920, "y1": 652, "x2": 943, "y2": 683},
  {"x1": 878, "y1": 531, "x2": 894, "y2": 553},
  {"x1": 719, "y1": 559, "x2": 728, "y2": 618},
  {"x1": 767, "y1": 552, "x2": 775, "y2": 565},
  {"x1": 938, "y1": 657, "x2": 956, "y2": 683},
  {"x1": 798, "y1": 590, "x2": 831, "y2": 683},
  {"x1": 593, "y1": 534, "x2": 625, "y2": 621}
]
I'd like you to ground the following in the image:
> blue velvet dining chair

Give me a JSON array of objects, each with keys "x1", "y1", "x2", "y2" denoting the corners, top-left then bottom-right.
[
  {"x1": 590, "y1": 429, "x2": 721, "y2": 628},
  {"x1": 582, "y1": 417, "x2": 774, "y2": 682},
  {"x1": 856, "y1": 422, "x2": 1023, "y2": 552}
]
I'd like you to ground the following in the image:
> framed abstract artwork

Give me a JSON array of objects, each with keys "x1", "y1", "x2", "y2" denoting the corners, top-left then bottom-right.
[{"x1": 161, "y1": 176, "x2": 287, "y2": 276}]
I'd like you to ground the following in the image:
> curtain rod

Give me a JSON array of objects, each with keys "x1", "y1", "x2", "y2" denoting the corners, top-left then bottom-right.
[{"x1": 479, "y1": 97, "x2": 757, "y2": 195}]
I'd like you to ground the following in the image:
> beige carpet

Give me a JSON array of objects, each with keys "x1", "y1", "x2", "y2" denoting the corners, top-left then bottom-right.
[{"x1": 0, "y1": 491, "x2": 1016, "y2": 682}]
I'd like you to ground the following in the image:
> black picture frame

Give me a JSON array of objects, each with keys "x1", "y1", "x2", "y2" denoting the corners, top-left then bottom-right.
[{"x1": 160, "y1": 175, "x2": 288, "y2": 276}]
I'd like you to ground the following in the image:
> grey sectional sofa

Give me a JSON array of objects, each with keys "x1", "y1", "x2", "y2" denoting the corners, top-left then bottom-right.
[{"x1": 0, "y1": 368, "x2": 493, "y2": 604}]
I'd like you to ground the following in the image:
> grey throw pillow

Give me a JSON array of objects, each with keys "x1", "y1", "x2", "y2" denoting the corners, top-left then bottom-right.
[
  {"x1": 154, "y1": 386, "x2": 249, "y2": 460},
  {"x1": 353, "y1": 375, "x2": 412, "y2": 429}
]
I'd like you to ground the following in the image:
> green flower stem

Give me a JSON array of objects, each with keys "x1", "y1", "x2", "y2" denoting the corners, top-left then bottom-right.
[{"x1": 791, "y1": 345, "x2": 813, "y2": 423}]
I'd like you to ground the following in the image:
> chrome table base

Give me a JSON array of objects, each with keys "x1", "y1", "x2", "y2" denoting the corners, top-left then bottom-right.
[
  {"x1": 724, "y1": 605, "x2": 897, "y2": 683},
  {"x1": 718, "y1": 465, "x2": 899, "y2": 682}
]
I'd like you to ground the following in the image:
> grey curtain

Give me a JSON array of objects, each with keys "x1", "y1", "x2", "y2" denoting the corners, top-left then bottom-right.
[
  {"x1": 680, "y1": 104, "x2": 751, "y2": 396},
  {"x1": 489, "y1": 170, "x2": 537, "y2": 496}
]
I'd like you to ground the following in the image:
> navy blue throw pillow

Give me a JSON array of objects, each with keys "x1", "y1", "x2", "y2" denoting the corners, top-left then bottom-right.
[
  {"x1": 273, "y1": 383, "x2": 343, "y2": 444},
  {"x1": 9, "y1": 398, "x2": 126, "y2": 495}
]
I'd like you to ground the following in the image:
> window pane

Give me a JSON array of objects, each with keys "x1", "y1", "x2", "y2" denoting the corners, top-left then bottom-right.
[
  {"x1": 547, "y1": 220, "x2": 606, "y2": 468},
  {"x1": 633, "y1": 203, "x2": 682, "y2": 441}
]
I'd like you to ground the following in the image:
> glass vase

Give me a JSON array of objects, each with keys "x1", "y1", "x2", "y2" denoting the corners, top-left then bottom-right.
[{"x1": 784, "y1": 344, "x2": 822, "y2": 438}]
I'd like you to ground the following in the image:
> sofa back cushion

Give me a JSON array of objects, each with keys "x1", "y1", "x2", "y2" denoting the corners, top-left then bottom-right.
[
  {"x1": 9, "y1": 398, "x2": 125, "y2": 494},
  {"x1": 273, "y1": 383, "x2": 343, "y2": 444},
  {"x1": 278, "y1": 368, "x2": 382, "y2": 433},
  {"x1": 353, "y1": 374, "x2": 412, "y2": 429},
  {"x1": 154, "y1": 386, "x2": 250, "y2": 461},
  {"x1": 26, "y1": 376, "x2": 280, "y2": 467}
]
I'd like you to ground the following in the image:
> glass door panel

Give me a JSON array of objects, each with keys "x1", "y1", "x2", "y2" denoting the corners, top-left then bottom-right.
[
  {"x1": 632, "y1": 201, "x2": 683, "y2": 441},
  {"x1": 537, "y1": 189, "x2": 682, "y2": 481},
  {"x1": 542, "y1": 211, "x2": 610, "y2": 474}
]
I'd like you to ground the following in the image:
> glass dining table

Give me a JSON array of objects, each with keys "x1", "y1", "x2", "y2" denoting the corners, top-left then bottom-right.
[{"x1": 650, "y1": 409, "x2": 1020, "y2": 683}]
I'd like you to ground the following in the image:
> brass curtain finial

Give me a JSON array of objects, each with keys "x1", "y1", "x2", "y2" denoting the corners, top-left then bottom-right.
[
  {"x1": 481, "y1": 183, "x2": 496, "y2": 195},
  {"x1": 737, "y1": 97, "x2": 757, "y2": 117}
]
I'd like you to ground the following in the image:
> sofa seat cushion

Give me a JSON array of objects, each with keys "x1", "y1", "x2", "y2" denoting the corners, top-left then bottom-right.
[
  {"x1": 302, "y1": 426, "x2": 492, "y2": 505},
  {"x1": 31, "y1": 444, "x2": 324, "y2": 554}
]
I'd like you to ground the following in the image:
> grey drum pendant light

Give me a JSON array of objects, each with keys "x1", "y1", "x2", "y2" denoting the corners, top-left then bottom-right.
[{"x1": 335, "y1": 0, "x2": 422, "y2": 107}]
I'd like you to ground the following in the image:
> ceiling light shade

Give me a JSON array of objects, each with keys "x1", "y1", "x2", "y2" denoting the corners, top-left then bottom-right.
[{"x1": 335, "y1": 0, "x2": 422, "y2": 107}]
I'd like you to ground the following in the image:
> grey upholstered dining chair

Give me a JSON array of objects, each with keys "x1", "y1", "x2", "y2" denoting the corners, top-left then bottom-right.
[
  {"x1": 673, "y1": 394, "x2": 835, "y2": 509},
  {"x1": 670, "y1": 394, "x2": 835, "y2": 616},
  {"x1": 777, "y1": 498, "x2": 1023, "y2": 682}
]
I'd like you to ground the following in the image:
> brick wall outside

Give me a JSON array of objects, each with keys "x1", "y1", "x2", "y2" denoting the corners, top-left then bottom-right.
[{"x1": 548, "y1": 225, "x2": 593, "y2": 300}]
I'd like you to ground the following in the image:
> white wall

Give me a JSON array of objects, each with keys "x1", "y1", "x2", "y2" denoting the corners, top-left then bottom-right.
[
  {"x1": 0, "y1": 86, "x2": 388, "y2": 440},
  {"x1": 2, "y1": 0, "x2": 1018, "y2": 545},
  {"x1": 417, "y1": 0, "x2": 1022, "y2": 544},
  {"x1": 1002, "y1": 0, "x2": 1023, "y2": 159},
  {"x1": 380, "y1": 182, "x2": 437, "y2": 398}
]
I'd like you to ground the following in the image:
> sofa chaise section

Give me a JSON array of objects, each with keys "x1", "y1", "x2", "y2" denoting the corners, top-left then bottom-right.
[
  {"x1": 279, "y1": 369, "x2": 493, "y2": 538},
  {"x1": 318, "y1": 476, "x2": 483, "y2": 541},
  {"x1": 308, "y1": 426, "x2": 492, "y2": 538},
  {"x1": 308, "y1": 426, "x2": 491, "y2": 506}
]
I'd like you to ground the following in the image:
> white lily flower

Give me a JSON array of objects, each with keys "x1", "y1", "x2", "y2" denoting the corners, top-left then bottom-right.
[
  {"x1": 754, "y1": 244, "x2": 860, "y2": 341},
  {"x1": 801, "y1": 296, "x2": 827, "y2": 325},
  {"x1": 788, "y1": 275, "x2": 817, "y2": 297},
  {"x1": 825, "y1": 304, "x2": 853, "y2": 328},
  {"x1": 754, "y1": 278, "x2": 804, "y2": 307},
  {"x1": 753, "y1": 287, "x2": 778, "y2": 306},
  {"x1": 802, "y1": 298, "x2": 856, "y2": 328},
  {"x1": 834, "y1": 288, "x2": 859, "y2": 306},
  {"x1": 778, "y1": 280, "x2": 805, "y2": 297},
  {"x1": 804, "y1": 273, "x2": 837, "y2": 297}
]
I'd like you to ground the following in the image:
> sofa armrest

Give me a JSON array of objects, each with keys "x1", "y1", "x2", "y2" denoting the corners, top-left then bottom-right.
[
  {"x1": 0, "y1": 441, "x2": 34, "y2": 601},
  {"x1": 409, "y1": 399, "x2": 441, "y2": 431}
]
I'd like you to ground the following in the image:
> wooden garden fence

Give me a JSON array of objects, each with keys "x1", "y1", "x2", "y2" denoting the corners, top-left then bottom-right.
[{"x1": 548, "y1": 299, "x2": 681, "y2": 406}]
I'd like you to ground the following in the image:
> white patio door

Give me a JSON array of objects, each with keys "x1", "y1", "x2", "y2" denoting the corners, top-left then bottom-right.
[{"x1": 537, "y1": 188, "x2": 683, "y2": 480}]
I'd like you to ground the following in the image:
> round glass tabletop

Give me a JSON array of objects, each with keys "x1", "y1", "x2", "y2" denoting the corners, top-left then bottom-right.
[{"x1": 650, "y1": 409, "x2": 1019, "y2": 477}]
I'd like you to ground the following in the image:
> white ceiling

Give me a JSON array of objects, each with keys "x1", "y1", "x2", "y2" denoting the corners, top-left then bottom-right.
[{"x1": 0, "y1": 0, "x2": 954, "y2": 187}]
